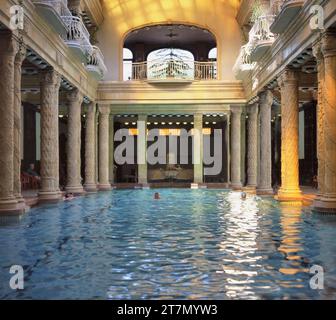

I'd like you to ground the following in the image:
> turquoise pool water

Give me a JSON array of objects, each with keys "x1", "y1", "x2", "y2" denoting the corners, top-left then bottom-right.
[{"x1": 0, "y1": 189, "x2": 336, "y2": 300}]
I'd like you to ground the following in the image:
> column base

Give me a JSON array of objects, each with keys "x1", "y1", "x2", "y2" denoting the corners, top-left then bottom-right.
[
  {"x1": 84, "y1": 184, "x2": 98, "y2": 193},
  {"x1": 257, "y1": 188, "x2": 274, "y2": 196},
  {"x1": 98, "y1": 184, "x2": 112, "y2": 191},
  {"x1": 244, "y1": 185, "x2": 257, "y2": 194},
  {"x1": 276, "y1": 188, "x2": 302, "y2": 204},
  {"x1": 38, "y1": 191, "x2": 62, "y2": 203},
  {"x1": 231, "y1": 183, "x2": 242, "y2": 190},
  {"x1": 0, "y1": 198, "x2": 26, "y2": 216},
  {"x1": 65, "y1": 186, "x2": 86, "y2": 196},
  {"x1": 312, "y1": 196, "x2": 336, "y2": 214}
]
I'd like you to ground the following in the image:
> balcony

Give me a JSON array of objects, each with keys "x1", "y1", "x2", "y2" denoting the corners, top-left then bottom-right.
[
  {"x1": 86, "y1": 46, "x2": 107, "y2": 80},
  {"x1": 250, "y1": 15, "x2": 275, "y2": 61},
  {"x1": 62, "y1": 16, "x2": 93, "y2": 63},
  {"x1": 32, "y1": 0, "x2": 72, "y2": 37},
  {"x1": 270, "y1": 0, "x2": 305, "y2": 34},
  {"x1": 233, "y1": 44, "x2": 256, "y2": 80},
  {"x1": 131, "y1": 60, "x2": 217, "y2": 83}
]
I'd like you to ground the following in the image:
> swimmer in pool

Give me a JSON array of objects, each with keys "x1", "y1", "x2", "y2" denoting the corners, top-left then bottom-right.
[
  {"x1": 154, "y1": 192, "x2": 161, "y2": 200},
  {"x1": 64, "y1": 193, "x2": 75, "y2": 201}
]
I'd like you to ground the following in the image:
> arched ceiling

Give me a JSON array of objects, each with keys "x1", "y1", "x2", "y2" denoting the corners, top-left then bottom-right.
[
  {"x1": 101, "y1": 0, "x2": 241, "y2": 37},
  {"x1": 124, "y1": 24, "x2": 216, "y2": 50}
]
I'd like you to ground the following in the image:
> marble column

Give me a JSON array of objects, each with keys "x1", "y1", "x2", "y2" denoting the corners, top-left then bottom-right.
[
  {"x1": 98, "y1": 106, "x2": 112, "y2": 190},
  {"x1": 109, "y1": 114, "x2": 115, "y2": 184},
  {"x1": 84, "y1": 102, "x2": 97, "y2": 192},
  {"x1": 38, "y1": 68, "x2": 62, "y2": 202},
  {"x1": 66, "y1": 89, "x2": 85, "y2": 194},
  {"x1": 230, "y1": 106, "x2": 242, "y2": 189},
  {"x1": 258, "y1": 90, "x2": 274, "y2": 195},
  {"x1": 13, "y1": 46, "x2": 26, "y2": 204},
  {"x1": 277, "y1": 68, "x2": 302, "y2": 202},
  {"x1": 137, "y1": 114, "x2": 148, "y2": 185},
  {"x1": 0, "y1": 32, "x2": 24, "y2": 215},
  {"x1": 246, "y1": 103, "x2": 258, "y2": 190},
  {"x1": 193, "y1": 113, "x2": 203, "y2": 184},
  {"x1": 312, "y1": 38, "x2": 325, "y2": 199},
  {"x1": 226, "y1": 113, "x2": 231, "y2": 185},
  {"x1": 314, "y1": 30, "x2": 336, "y2": 212}
]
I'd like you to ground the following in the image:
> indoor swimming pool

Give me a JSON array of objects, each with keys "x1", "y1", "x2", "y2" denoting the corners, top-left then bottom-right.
[{"x1": 0, "y1": 189, "x2": 336, "y2": 300}]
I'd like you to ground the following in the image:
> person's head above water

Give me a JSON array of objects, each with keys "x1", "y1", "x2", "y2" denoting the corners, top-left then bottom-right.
[
  {"x1": 154, "y1": 192, "x2": 160, "y2": 200},
  {"x1": 241, "y1": 192, "x2": 247, "y2": 200}
]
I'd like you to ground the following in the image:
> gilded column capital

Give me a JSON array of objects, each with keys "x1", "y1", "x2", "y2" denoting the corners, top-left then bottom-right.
[{"x1": 278, "y1": 68, "x2": 298, "y2": 87}]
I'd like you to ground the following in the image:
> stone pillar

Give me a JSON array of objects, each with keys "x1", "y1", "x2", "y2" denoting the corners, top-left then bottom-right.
[
  {"x1": 137, "y1": 114, "x2": 148, "y2": 185},
  {"x1": 277, "y1": 68, "x2": 302, "y2": 202},
  {"x1": 84, "y1": 102, "x2": 97, "y2": 192},
  {"x1": 98, "y1": 106, "x2": 111, "y2": 190},
  {"x1": 312, "y1": 40, "x2": 325, "y2": 198},
  {"x1": 109, "y1": 115, "x2": 115, "y2": 184},
  {"x1": 258, "y1": 90, "x2": 274, "y2": 195},
  {"x1": 193, "y1": 113, "x2": 203, "y2": 184},
  {"x1": 13, "y1": 46, "x2": 26, "y2": 203},
  {"x1": 226, "y1": 113, "x2": 231, "y2": 185},
  {"x1": 0, "y1": 32, "x2": 24, "y2": 215},
  {"x1": 246, "y1": 103, "x2": 258, "y2": 190},
  {"x1": 66, "y1": 89, "x2": 84, "y2": 194},
  {"x1": 230, "y1": 106, "x2": 242, "y2": 189},
  {"x1": 314, "y1": 30, "x2": 336, "y2": 212},
  {"x1": 38, "y1": 68, "x2": 62, "y2": 202}
]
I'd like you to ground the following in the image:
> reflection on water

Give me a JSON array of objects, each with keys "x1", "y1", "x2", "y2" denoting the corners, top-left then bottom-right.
[
  {"x1": 0, "y1": 189, "x2": 335, "y2": 300},
  {"x1": 218, "y1": 192, "x2": 261, "y2": 299}
]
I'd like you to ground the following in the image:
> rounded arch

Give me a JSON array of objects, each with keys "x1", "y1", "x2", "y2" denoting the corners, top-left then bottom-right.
[{"x1": 119, "y1": 22, "x2": 219, "y2": 81}]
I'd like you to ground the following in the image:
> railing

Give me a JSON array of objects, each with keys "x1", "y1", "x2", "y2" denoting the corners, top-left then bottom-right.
[
  {"x1": 32, "y1": 0, "x2": 72, "y2": 17},
  {"x1": 194, "y1": 61, "x2": 217, "y2": 80},
  {"x1": 62, "y1": 16, "x2": 93, "y2": 56},
  {"x1": 131, "y1": 60, "x2": 217, "y2": 81},
  {"x1": 233, "y1": 44, "x2": 255, "y2": 76},
  {"x1": 87, "y1": 46, "x2": 107, "y2": 77}
]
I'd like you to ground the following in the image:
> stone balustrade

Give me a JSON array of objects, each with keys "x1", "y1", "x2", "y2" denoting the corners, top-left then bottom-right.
[{"x1": 87, "y1": 46, "x2": 108, "y2": 79}]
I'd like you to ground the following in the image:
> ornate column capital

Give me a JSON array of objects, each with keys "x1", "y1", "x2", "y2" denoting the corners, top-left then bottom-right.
[
  {"x1": 86, "y1": 101, "x2": 96, "y2": 114},
  {"x1": 0, "y1": 31, "x2": 18, "y2": 57},
  {"x1": 98, "y1": 105, "x2": 110, "y2": 115},
  {"x1": 259, "y1": 90, "x2": 273, "y2": 107},
  {"x1": 40, "y1": 68, "x2": 62, "y2": 89},
  {"x1": 321, "y1": 29, "x2": 336, "y2": 58},
  {"x1": 247, "y1": 103, "x2": 258, "y2": 115},
  {"x1": 312, "y1": 38, "x2": 324, "y2": 64},
  {"x1": 14, "y1": 46, "x2": 27, "y2": 66},
  {"x1": 230, "y1": 105, "x2": 243, "y2": 115},
  {"x1": 278, "y1": 68, "x2": 298, "y2": 87},
  {"x1": 67, "y1": 88, "x2": 84, "y2": 105}
]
